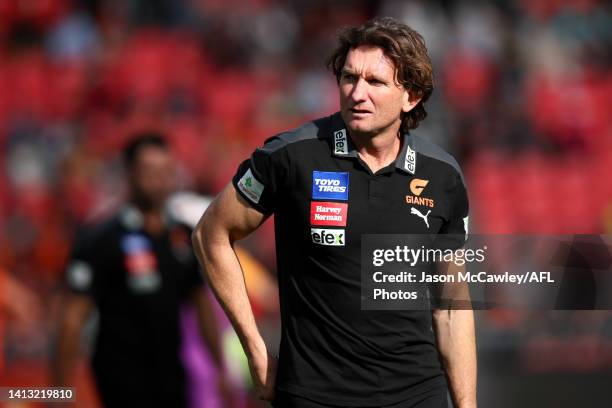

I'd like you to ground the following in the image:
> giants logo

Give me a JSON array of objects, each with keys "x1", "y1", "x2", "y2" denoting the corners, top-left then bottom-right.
[
  {"x1": 405, "y1": 178, "x2": 435, "y2": 208},
  {"x1": 410, "y1": 178, "x2": 429, "y2": 196}
]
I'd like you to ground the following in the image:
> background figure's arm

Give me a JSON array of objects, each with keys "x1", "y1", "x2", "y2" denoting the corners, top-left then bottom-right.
[
  {"x1": 52, "y1": 293, "x2": 93, "y2": 386},
  {"x1": 191, "y1": 286, "x2": 224, "y2": 369},
  {"x1": 432, "y1": 261, "x2": 477, "y2": 408},
  {"x1": 191, "y1": 286, "x2": 235, "y2": 407},
  {"x1": 191, "y1": 183, "x2": 276, "y2": 401},
  {"x1": 0, "y1": 270, "x2": 41, "y2": 329}
]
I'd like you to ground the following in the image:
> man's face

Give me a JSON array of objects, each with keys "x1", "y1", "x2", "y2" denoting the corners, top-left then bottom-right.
[
  {"x1": 339, "y1": 46, "x2": 415, "y2": 137},
  {"x1": 129, "y1": 146, "x2": 175, "y2": 210}
]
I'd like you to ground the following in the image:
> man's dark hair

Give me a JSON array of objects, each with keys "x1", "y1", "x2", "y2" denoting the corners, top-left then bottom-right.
[
  {"x1": 327, "y1": 17, "x2": 434, "y2": 131},
  {"x1": 123, "y1": 131, "x2": 168, "y2": 168}
]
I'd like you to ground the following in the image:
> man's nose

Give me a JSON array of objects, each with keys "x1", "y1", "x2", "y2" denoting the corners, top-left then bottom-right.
[{"x1": 350, "y1": 77, "x2": 368, "y2": 103}]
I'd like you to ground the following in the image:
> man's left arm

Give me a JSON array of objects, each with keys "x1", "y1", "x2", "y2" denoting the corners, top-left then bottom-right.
[{"x1": 431, "y1": 261, "x2": 477, "y2": 408}]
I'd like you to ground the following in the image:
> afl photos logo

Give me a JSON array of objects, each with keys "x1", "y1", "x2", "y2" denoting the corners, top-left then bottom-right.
[{"x1": 405, "y1": 178, "x2": 435, "y2": 208}]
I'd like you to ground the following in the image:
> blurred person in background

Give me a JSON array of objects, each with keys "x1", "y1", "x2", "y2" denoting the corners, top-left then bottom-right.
[
  {"x1": 193, "y1": 17, "x2": 476, "y2": 408},
  {"x1": 0, "y1": 0, "x2": 606, "y2": 407},
  {"x1": 53, "y1": 133, "x2": 231, "y2": 408}
]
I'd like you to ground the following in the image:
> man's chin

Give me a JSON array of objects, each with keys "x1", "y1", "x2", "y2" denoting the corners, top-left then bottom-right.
[
  {"x1": 346, "y1": 123, "x2": 376, "y2": 136},
  {"x1": 346, "y1": 120, "x2": 374, "y2": 135},
  {"x1": 132, "y1": 195, "x2": 169, "y2": 212}
]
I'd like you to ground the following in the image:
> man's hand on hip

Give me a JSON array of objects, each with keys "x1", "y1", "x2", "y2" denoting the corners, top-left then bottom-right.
[{"x1": 248, "y1": 348, "x2": 278, "y2": 401}]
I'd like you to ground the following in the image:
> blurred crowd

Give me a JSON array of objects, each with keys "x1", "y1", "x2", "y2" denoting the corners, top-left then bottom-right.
[{"x1": 0, "y1": 0, "x2": 611, "y2": 406}]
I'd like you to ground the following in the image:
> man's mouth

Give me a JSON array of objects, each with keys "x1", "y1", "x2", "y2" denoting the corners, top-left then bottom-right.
[{"x1": 350, "y1": 108, "x2": 371, "y2": 114}]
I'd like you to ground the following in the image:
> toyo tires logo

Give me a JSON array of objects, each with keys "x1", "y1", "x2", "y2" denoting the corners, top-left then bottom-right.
[{"x1": 311, "y1": 171, "x2": 349, "y2": 200}]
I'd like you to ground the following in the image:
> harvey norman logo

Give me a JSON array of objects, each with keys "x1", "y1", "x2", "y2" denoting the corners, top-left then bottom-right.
[
  {"x1": 311, "y1": 228, "x2": 345, "y2": 246},
  {"x1": 405, "y1": 178, "x2": 434, "y2": 208},
  {"x1": 334, "y1": 129, "x2": 348, "y2": 155},
  {"x1": 310, "y1": 202, "x2": 347, "y2": 226},
  {"x1": 312, "y1": 171, "x2": 349, "y2": 201}
]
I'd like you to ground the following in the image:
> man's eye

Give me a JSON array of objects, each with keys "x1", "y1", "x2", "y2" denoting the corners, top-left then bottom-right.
[
  {"x1": 342, "y1": 73, "x2": 355, "y2": 81},
  {"x1": 369, "y1": 79, "x2": 384, "y2": 86}
]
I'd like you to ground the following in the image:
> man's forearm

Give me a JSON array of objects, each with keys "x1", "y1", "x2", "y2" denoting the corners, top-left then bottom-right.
[
  {"x1": 53, "y1": 322, "x2": 79, "y2": 386},
  {"x1": 53, "y1": 295, "x2": 91, "y2": 386},
  {"x1": 192, "y1": 228, "x2": 266, "y2": 360},
  {"x1": 433, "y1": 308, "x2": 477, "y2": 408},
  {"x1": 192, "y1": 185, "x2": 277, "y2": 400}
]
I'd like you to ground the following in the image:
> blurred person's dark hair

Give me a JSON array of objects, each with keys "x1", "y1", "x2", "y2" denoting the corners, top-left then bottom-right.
[
  {"x1": 327, "y1": 17, "x2": 434, "y2": 131},
  {"x1": 123, "y1": 131, "x2": 169, "y2": 169}
]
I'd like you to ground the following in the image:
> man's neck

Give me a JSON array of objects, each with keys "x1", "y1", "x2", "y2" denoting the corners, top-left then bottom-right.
[
  {"x1": 130, "y1": 201, "x2": 166, "y2": 236},
  {"x1": 142, "y1": 209, "x2": 165, "y2": 236},
  {"x1": 349, "y1": 122, "x2": 402, "y2": 174}
]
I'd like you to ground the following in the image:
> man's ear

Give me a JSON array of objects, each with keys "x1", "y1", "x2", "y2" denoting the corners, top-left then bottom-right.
[{"x1": 402, "y1": 89, "x2": 422, "y2": 113}]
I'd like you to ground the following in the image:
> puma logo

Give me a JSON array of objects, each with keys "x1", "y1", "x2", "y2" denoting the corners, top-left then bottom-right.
[{"x1": 410, "y1": 207, "x2": 431, "y2": 229}]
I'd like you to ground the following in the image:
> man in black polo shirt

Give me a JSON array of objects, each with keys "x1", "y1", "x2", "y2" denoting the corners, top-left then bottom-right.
[
  {"x1": 54, "y1": 134, "x2": 229, "y2": 408},
  {"x1": 192, "y1": 17, "x2": 476, "y2": 408}
]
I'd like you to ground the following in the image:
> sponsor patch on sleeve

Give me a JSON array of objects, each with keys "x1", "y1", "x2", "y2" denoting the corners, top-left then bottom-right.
[
  {"x1": 67, "y1": 261, "x2": 93, "y2": 290},
  {"x1": 312, "y1": 171, "x2": 349, "y2": 201},
  {"x1": 237, "y1": 168, "x2": 265, "y2": 204}
]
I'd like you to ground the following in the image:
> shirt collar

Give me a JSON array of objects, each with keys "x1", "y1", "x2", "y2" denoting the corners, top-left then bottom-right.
[
  {"x1": 119, "y1": 204, "x2": 176, "y2": 231},
  {"x1": 330, "y1": 112, "x2": 359, "y2": 158},
  {"x1": 395, "y1": 132, "x2": 417, "y2": 175},
  {"x1": 330, "y1": 112, "x2": 417, "y2": 175}
]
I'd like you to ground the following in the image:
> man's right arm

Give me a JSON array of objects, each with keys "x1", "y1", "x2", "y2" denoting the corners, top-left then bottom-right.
[
  {"x1": 52, "y1": 293, "x2": 93, "y2": 386},
  {"x1": 191, "y1": 182, "x2": 276, "y2": 401}
]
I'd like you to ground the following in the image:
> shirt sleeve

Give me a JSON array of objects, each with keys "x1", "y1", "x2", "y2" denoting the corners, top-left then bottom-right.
[
  {"x1": 65, "y1": 227, "x2": 98, "y2": 296},
  {"x1": 232, "y1": 137, "x2": 290, "y2": 214},
  {"x1": 437, "y1": 171, "x2": 469, "y2": 249}
]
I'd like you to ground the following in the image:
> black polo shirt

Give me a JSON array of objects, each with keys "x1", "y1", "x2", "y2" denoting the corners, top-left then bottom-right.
[
  {"x1": 233, "y1": 112, "x2": 469, "y2": 406},
  {"x1": 65, "y1": 207, "x2": 203, "y2": 408}
]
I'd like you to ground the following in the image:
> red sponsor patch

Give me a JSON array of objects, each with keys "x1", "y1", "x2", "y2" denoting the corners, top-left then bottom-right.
[
  {"x1": 310, "y1": 202, "x2": 348, "y2": 226},
  {"x1": 125, "y1": 252, "x2": 158, "y2": 276}
]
